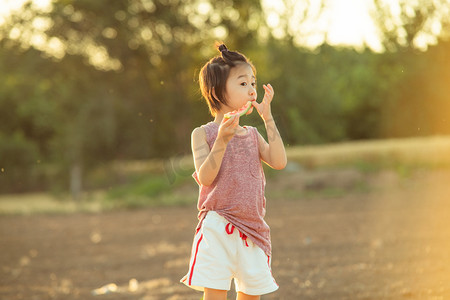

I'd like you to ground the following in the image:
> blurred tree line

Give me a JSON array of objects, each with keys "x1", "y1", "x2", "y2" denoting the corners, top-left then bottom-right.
[{"x1": 0, "y1": 0, "x2": 449, "y2": 195}]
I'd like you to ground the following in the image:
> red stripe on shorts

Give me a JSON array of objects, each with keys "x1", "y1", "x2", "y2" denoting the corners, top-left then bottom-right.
[{"x1": 189, "y1": 233, "x2": 203, "y2": 286}]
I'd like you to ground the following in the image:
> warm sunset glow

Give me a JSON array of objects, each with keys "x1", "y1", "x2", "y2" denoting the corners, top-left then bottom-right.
[
  {"x1": 325, "y1": 0, "x2": 383, "y2": 51},
  {"x1": 1, "y1": 0, "x2": 383, "y2": 51},
  {"x1": 0, "y1": 0, "x2": 447, "y2": 53},
  {"x1": 262, "y1": 0, "x2": 383, "y2": 51}
]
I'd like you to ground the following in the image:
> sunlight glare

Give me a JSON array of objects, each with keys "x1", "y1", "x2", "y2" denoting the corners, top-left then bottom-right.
[
  {"x1": 266, "y1": 12, "x2": 280, "y2": 28},
  {"x1": 47, "y1": 37, "x2": 66, "y2": 59},
  {"x1": 197, "y1": 1, "x2": 212, "y2": 15},
  {"x1": 0, "y1": 0, "x2": 51, "y2": 15},
  {"x1": 32, "y1": 16, "x2": 53, "y2": 31},
  {"x1": 263, "y1": 0, "x2": 383, "y2": 51},
  {"x1": 325, "y1": 0, "x2": 382, "y2": 51},
  {"x1": 1, "y1": 0, "x2": 444, "y2": 53},
  {"x1": 213, "y1": 25, "x2": 227, "y2": 40}
]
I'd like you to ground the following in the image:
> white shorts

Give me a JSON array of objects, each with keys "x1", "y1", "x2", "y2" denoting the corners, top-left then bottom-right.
[{"x1": 180, "y1": 211, "x2": 278, "y2": 296}]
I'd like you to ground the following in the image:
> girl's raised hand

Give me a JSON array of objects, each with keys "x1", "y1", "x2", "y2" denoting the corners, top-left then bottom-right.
[
  {"x1": 252, "y1": 83, "x2": 274, "y2": 121},
  {"x1": 217, "y1": 115, "x2": 240, "y2": 145}
]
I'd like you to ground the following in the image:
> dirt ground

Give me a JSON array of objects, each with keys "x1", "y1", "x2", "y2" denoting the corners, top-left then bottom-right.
[{"x1": 1, "y1": 169, "x2": 450, "y2": 300}]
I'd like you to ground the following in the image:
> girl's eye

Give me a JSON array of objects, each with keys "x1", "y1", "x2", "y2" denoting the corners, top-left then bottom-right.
[
  {"x1": 251, "y1": 82, "x2": 256, "y2": 87},
  {"x1": 241, "y1": 82, "x2": 247, "y2": 86}
]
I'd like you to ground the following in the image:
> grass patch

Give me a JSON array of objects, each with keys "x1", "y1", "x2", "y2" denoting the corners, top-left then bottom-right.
[
  {"x1": 267, "y1": 175, "x2": 370, "y2": 201},
  {"x1": 0, "y1": 168, "x2": 198, "y2": 214},
  {"x1": 104, "y1": 171, "x2": 197, "y2": 209},
  {"x1": 107, "y1": 175, "x2": 170, "y2": 200},
  {"x1": 268, "y1": 187, "x2": 349, "y2": 201},
  {"x1": 287, "y1": 135, "x2": 450, "y2": 170},
  {"x1": 0, "y1": 192, "x2": 104, "y2": 215}
]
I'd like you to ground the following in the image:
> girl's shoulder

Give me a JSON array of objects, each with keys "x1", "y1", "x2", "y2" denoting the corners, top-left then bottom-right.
[
  {"x1": 191, "y1": 121, "x2": 216, "y2": 135},
  {"x1": 192, "y1": 122, "x2": 218, "y2": 147},
  {"x1": 191, "y1": 126, "x2": 206, "y2": 140}
]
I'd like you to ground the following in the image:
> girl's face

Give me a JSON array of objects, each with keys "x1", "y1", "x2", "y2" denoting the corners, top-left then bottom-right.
[{"x1": 224, "y1": 63, "x2": 257, "y2": 112}]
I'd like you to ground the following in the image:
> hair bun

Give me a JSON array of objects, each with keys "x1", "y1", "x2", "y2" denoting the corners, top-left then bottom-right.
[{"x1": 218, "y1": 43, "x2": 228, "y2": 53}]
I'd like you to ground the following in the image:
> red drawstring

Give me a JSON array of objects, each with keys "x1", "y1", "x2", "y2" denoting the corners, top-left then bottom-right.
[
  {"x1": 225, "y1": 223, "x2": 233, "y2": 234},
  {"x1": 240, "y1": 232, "x2": 249, "y2": 247},
  {"x1": 225, "y1": 223, "x2": 249, "y2": 247}
]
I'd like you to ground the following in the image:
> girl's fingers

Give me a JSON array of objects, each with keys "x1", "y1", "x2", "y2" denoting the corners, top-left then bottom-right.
[
  {"x1": 251, "y1": 101, "x2": 262, "y2": 114},
  {"x1": 232, "y1": 115, "x2": 240, "y2": 126},
  {"x1": 263, "y1": 84, "x2": 274, "y2": 95},
  {"x1": 221, "y1": 117, "x2": 231, "y2": 125},
  {"x1": 223, "y1": 115, "x2": 237, "y2": 126},
  {"x1": 263, "y1": 88, "x2": 271, "y2": 97},
  {"x1": 226, "y1": 116, "x2": 239, "y2": 135}
]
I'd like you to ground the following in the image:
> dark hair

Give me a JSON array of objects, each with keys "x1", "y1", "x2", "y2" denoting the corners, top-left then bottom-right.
[{"x1": 199, "y1": 43, "x2": 256, "y2": 116}]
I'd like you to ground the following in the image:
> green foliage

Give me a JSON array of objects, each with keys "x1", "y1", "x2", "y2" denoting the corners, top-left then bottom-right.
[
  {"x1": 0, "y1": 132, "x2": 39, "y2": 192},
  {"x1": 1, "y1": 0, "x2": 450, "y2": 195}
]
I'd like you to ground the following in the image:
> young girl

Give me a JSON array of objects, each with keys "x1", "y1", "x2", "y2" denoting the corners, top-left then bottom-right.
[{"x1": 181, "y1": 43, "x2": 287, "y2": 300}]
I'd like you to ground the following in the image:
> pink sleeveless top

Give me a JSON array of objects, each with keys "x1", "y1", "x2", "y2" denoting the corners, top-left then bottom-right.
[{"x1": 193, "y1": 121, "x2": 271, "y2": 256}]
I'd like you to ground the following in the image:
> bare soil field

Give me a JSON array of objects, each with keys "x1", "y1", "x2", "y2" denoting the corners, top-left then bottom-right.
[{"x1": 1, "y1": 169, "x2": 450, "y2": 299}]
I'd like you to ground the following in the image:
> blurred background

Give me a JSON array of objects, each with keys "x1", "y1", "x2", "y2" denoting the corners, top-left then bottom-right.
[
  {"x1": 0, "y1": 0, "x2": 449, "y2": 202},
  {"x1": 2, "y1": 1, "x2": 450, "y2": 299}
]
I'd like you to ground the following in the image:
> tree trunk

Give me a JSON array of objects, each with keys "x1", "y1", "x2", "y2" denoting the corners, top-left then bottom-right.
[{"x1": 70, "y1": 162, "x2": 82, "y2": 201}]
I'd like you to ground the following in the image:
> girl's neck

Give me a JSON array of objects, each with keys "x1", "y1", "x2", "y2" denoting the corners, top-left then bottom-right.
[{"x1": 214, "y1": 113, "x2": 224, "y2": 124}]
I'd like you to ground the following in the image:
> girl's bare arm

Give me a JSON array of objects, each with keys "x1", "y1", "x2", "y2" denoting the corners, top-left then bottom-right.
[
  {"x1": 252, "y1": 84, "x2": 287, "y2": 170},
  {"x1": 191, "y1": 116, "x2": 240, "y2": 186}
]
